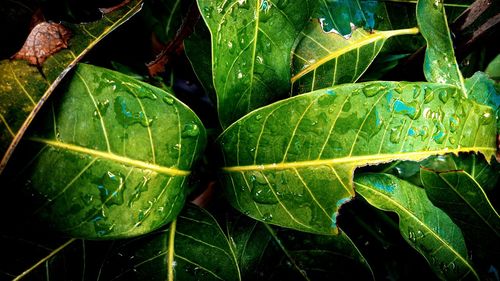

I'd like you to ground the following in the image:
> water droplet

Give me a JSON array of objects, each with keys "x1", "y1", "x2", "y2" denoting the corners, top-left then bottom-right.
[
  {"x1": 408, "y1": 230, "x2": 417, "y2": 243},
  {"x1": 81, "y1": 194, "x2": 94, "y2": 204},
  {"x1": 433, "y1": 0, "x2": 442, "y2": 9},
  {"x1": 449, "y1": 137, "x2": 456, "y2": 144},
  {"x1": 121, "y1": 82, "x2": 157, "y2": 100},
  {"x1": 92, "y1": 214, "x2": 114, "y2": 236},
  {"x1": 480, "y1": 111, "x2": 493, "y2": 125},
  {"x1": 163, "y1": 96, "x2": 174, "y2": 105},
  {"x1": 94, "y1": 99, "x2": 110, "y2": 118},
  {"x1": 325, "y1": 89, "x2": 336, "y2": 96},
  {"x1": 128, "y1": 176, "x2": 151, "y2": 207},
  {"x1": 255, "y1": 114, "x2": 262, "y2": 121},
  {"x1": 237, "y1": 71, "x2": 243, "y2": 79},
  {"x1": 261, "y1": 212, "x2": 273, "y2": 221},
  {"x1": 97, "y1": 171, "x2": 125, "y2": 206},
  {"x1": 390, "y1": 124, "x2": 404, "y2": 144},
  {"x1": 181, "y1": 123, "x2": 200, "y2": 138},
  {"x1": 449, "y1": 114, "x2": 460, "y2": 132},
  {"x1": 342, "y1": 101, "x2": 352, "y2": 112},
  {"x1": 423, "y1": 88, "x2": 434, "y2": 103},
  {"x1": 438, "y1": 89, "x2": 449, "y2": 103},
  {"x1": 256, "y1": 55, "x2": 263, "y2": 64},
  {"x1": 260, "y1": 0, "x2": 271, "y2": 13},
  {"x1": 227, "y1": 40, "x2": 233, "y2": 49},
  {"x1": 392, "y1": 99, "x2": 421, "y2": 119},
  {"x1": 432, "y1": 123, "x2": 447, "y2": 144},
  {"x1": 114, "y1": 96, "x2": 154, "y2": 127},
  {"x1": 362, "y1": 84, "x2": 385, "y2": 97}
]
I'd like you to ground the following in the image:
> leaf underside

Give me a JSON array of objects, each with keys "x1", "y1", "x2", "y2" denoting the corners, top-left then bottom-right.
[{"x1": 218, "y1": 81, "x2": 496, "y2": 235}]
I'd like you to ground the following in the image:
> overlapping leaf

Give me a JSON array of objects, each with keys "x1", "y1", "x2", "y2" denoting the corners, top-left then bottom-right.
[
  {"x1": 355, "y1": 173, "x2": 479, "y2": 280},
  {"x1": 98, "y1": 205, "x2": 241, "y2": 280},
  {"x1": 1, "y1": 64, "x2": 206, "y2": 239},
  {"x1": 291, "y1": 22, "x2": 419, "y2": 94},
  {"x1": 218, "y1": 81, "x2": 496, "y2": 234},
  {"x1": 197, "y1": 0, "x2": 317, "y2": 128},
  {"x1": 417, "y1": 0, "x2": 466, "y2": 93},
  {"x1": 0, "y1": 0, "x2": 143, "y2": 174},
  {"x1": 420, "y1": 154, "x2": 500, "y2": 262},
  {"x1": 465, "y1": 72, "x2": 500, "y2": 132}
]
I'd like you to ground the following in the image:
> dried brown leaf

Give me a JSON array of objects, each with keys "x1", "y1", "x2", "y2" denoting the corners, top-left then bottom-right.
[{"x1": 12, "y1": 22, "x2": 71, "y2": 66}]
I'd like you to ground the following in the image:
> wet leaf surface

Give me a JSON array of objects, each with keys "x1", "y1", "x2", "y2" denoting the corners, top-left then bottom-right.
[
  {"x1": 0, "y1": 0, "x2": 143, "y2": 174},
  {"x1": 1, "y1": 64, "x2": 206, "y2": 239},
  {"x1": 291, "y1": 20, "x2": 419, "y2": 94},
  {"x1": 198, "y1": 0, "x2": 317, "y2": 128},
  {"x1": 355, "y1": 173, "x2": 479, "y2": 280},
  {"x1": 218, "y1": 81, "x2": 496, "y2": 234}
]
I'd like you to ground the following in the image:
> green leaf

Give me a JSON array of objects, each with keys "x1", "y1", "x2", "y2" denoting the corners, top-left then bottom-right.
[
  {"x1": 99, "y1": 204, "x2": 241, "y2": 280},
  {"x1": 485, "y1": 54, "x2": 500, "y2": 81},
  {"x1": 291, "y1": 22, "x2": 419, "y2": 94},
  {"x1": 2, "y1": 64, "x2": 206, "y2": 239},
  {"x1": 417, "y1": 0, "x2": 466, "y2": 94},
  {"x1": 226, "y1": 212, "x2": 374, "y2": 280},
  {"x1": 197, "y1": 0, "x2": 317, "y2": 128},
  {"x1": 218, "y1": 81, "x2": 496, "y2": 234},
  {"x1": 355, "y1": 173, "x2": 479, "y2": 280},
  {"x1": 0, "y1": 0, "x2": 143, "y2": 174},
  {"x1": 465, "y1": 72, "x2": 500, "y2": 132},
  {"x1": 420, "y1": 154, "x2": 500, "y2": 262},
  {"x1": 313, "y1": 0, "x2": 378, "y2": 35},
  {"x1": 142, "y1": 0, "x2": 190, "y2": 44},
  {"x1": 184, "y1": 20, "x2": 216, "y2": 99}
]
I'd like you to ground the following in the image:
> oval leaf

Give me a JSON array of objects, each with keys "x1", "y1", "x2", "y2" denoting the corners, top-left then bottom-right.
[
  {"x1": 218, "y1": 82, "x2": 496, "y2": 234},
  {"x1": 291, "y1": 22, "x2": 419, "y2": 94},
  {"x1": 355, "y1": 173, "x2": 479, "y2": 280},
  {"x1": 420, "y1": 154, "x2": 500, "y2": 261},
  {"x1": 99, "y1": 205, "x2": 241, "y2": 280},
  {"x1": 0, "y1": 0, "x2": 143, "y2": 174},
  {"x1": 2, "y1": 64, "x2": 206, "y2": 239},
  {"x1": 197, "y1": 0, "x2": 316, "y2": 128}
]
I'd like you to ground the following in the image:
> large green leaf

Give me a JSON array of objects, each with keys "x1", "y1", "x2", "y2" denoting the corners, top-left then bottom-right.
[
  {"x1": 226, "y1": 212, "x2": 374, "y2": 280},
  {"x1": 417, "y1": 0, "x2": 466, "y2": 94},
  {"x1": 197, "y1": 0, "x2": 317, "y2": 128},
  {"x1": 218, "y1": 81, "x2": 496, "y2": 234},
  {"x1": 1, "y1": 64, "x2": 206, "y2": 239},
  {"x1": 420, "y1": 154, "x2": 500, "y2": 262},
  {"x1": 98, "y1": 204, "x2": 241, "y2": 280},
  {"x1": 0, "y1": 0, "x2": 143, "y2": 174},
  {"x1": 355, "y1": 173, "x2": 479, "y2": 280},
  {"x1": 291, "y1": 22, "x2": 419, "y2": 94}
]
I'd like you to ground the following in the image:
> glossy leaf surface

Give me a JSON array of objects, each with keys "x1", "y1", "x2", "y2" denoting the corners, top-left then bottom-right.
[
  {"x1": 291, "y1": 22, "x2": 419, "y2": 94},
  {"x1": 218, "y1": 81, "x2": 496, "y2": 234},
  {"x1": 355, "y1": 173, "x2": 479, "y2": 280},
  {"x1": 465, "y1": 72, "x2": 500, "y2": 132},
  {"x1": 0, "y1": 0, "x2": 143, "y2": 174},
  {"x1": 99, "y1": 205, "x2": 241, "y2": 280},
  {"x1": 417, "y1": 0, "x2": 466, "y2": 93},
  {"x1": 420, "y1": 154, "x2": 500, "y2": 261},
  {"x1": 198, "y1": 0, "x2": 316, "y2": 128},
  {"x1": 2, "y1": 64, "x2": 206, "y2": 239}
]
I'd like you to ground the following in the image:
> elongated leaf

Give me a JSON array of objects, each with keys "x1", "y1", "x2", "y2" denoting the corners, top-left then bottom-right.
[
  {"x1": 226, "y1": 212, "x2": 374, "y2": 280},
  {"x1": 197, "y1": 0, "x2": 317, "y2": 128},
  {"x1": 1, "y1": 64, "x2": 206, "y2": 239},
  {"x1": 291, "y1": 22, "x2": 419, "y2": 94},
  {"x1": 0, "y1": 0, "x2": 143, "y2": 174},
  {"x1": 99, "y1": 204, "x2": 241, "y2": 280},
  {"x1": 355, "y1": 173, "x2": 479, "y2": 280},
  {"x1": 465, "y1": 72, "x2": 500, "y2": 132},
  {"x1": 486, "y1": 54, "x2": 500, "y2": 81},
  {"x1": 218, "y1": 81, "x2": 496, "y2": 234},
  {"x1": 417, "y1": 0, "x2": 466, "y2": 93},
  {"x1": 420, "y1": 154, "x2": 500, "y2": 262}
]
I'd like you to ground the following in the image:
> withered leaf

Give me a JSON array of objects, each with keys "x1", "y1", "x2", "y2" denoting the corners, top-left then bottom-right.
[{"x1": 13, "y1": 22, "x2": 71, "y2": 66}]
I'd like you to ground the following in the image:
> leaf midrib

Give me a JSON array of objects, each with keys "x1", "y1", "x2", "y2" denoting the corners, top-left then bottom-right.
[
  {"x1": 30, "y1": 138, "x2": 190, "y2": 176},
  {"x1": 291, "y1": 27, "x2": 419, "y2": 82},
  {"x1": 222, "y1": 147, "x2": 496, "y2": 172}
]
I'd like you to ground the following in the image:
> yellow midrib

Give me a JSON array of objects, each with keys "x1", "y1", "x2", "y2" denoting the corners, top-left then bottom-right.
[
  {"x1": 222, "y1": 147, "x2": 496, "y2": 172},
  {"x1": 291, "y1": 27, "x2": 420, "y2": 83},
  {"x1": 31, "y1": 138, "x2": 190, "y2": 176}
]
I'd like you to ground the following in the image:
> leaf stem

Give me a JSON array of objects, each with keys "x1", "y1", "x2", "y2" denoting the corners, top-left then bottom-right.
[
  {"x1": 168, "y1": 219, "x2": 177, "y2": 281},
  {"x1": 13, "y1": 238, "x2": 76, "y2": 281}
]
